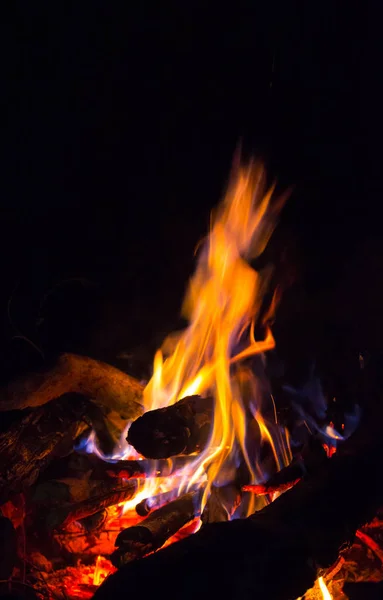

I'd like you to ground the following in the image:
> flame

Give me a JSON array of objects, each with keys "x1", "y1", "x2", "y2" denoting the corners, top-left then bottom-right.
[
  {"x1": 93, "y1": 555, "x2": 114, "y2": 586},
  {"x1": 318, "y1": 576, "x2": 332, "y2": 600},
  {"x1": 322, "y1": 443, "x2": 337, "y2": 458},
  {"x1": 73, "y1": 161, "x2": 293, "y2": 590},
  {"x1": 78, "y1": 425, "x2": 140, "y2": 461},
  {"x1": 138, "y1": 160, "x2": 291, "y2": 514},
  {"x1": 40, "y1": 162, "x2": 346, "y2": 596},
  {"x1": 296, "y1": 577, "x2": 333, "y2": 600}
]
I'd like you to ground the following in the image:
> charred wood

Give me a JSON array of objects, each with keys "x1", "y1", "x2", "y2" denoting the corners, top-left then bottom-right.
[
  {"x1": 242, "y1": 479, "x2": 301, "y2": 496},
  {"x1": 79, "y1": 509, "x2": 108, "y2": 533},
  {"x1": 135, "y1": 492, "x2": 173, "y2": 517},
  {"x1": 83, "y1": 402, "x2": 123, "y2": 457},
  {"x1": 32, "y1": 476, "x2": 130, "y2": 507},
  {"x1": 47, "y1": 483, "x2": 137, "y2": 531},
  {"x1": 0, "y1": 353, "x2": 144, "y2": 419},
  {"x1": 101, "y1": 455, "x2": 195, "y2": 480},
  {"x1": 95, "y1": 412, "x2": 383, "y2": 600},
  {"x1": 36, "y1": 452, "x2": 100, "y2": 482},
  {"x1": 32, "y1": 478, "x2": 137, "y2": 531},
  {"x1": 127, "y1": 395, "x2": 213, "y2": 458},
  {"x1": 135, "y1": 485, "x2": 200, "y2": 517},
  {"x1": 243, "y1": 436, "x2": 327, "y2": 495},
  {"x1": 38, "y1": 452, "x2": 195, "y2": 484},
  {"x1": 0, "y1": 396, "x2": 89, "y2": 503},
  {"x1": 201, "y1": 484, "x2": 242, "y2": 524},
  {"x1": 111, "y1": 492, "x2": 198, "y2": 567}
]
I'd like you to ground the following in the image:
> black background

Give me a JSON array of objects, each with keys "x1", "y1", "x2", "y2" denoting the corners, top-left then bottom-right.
[{"x1": 2, "y1": 2, "x2": 383, "y2": 389}]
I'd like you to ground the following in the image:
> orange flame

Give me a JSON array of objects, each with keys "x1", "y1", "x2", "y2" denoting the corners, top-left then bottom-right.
[
  {"x1": 296, "y1": 576, "x2": 333, "y2": 600},
  {"x1": 51, "y1": 161, "x2": 298, "y2": 593},
  {"x1": 136, "y1": 160, "x2": 291, "y2": 514},
  {"x1": 92, "y1": 555, "x2": 115, "y2": 586},
  {"x1": 318, "y1": 576, "x2": 332, "y2": 599}
]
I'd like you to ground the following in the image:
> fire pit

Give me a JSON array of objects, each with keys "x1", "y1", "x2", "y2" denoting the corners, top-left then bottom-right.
[{"x1": 1, "y1": 161, "x2": 382, "y2": 600}]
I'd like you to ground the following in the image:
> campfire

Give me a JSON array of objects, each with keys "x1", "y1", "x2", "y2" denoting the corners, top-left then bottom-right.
[{"x1": 1, "y1": 161, "x2": 383, "y2": 600}]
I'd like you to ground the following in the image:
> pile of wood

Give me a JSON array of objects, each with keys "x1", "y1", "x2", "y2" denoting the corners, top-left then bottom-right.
[
  {"x1": 0, "y1": 354, "x2": 211, "y2": 595},
  {"x1": 0, "y1": 352, "x2": 383, "y2": 600},
  {"x1": 0, "y1": 355, "x2": 145, "y2": 574},
  {"x1": 97, "y1": 402, "x2": 383, "y2": 600}
]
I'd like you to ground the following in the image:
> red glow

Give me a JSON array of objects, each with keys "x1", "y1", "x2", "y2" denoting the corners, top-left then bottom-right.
[
  {"x1": 242, "y1": 478, "x2": 301, "y2": 496},
  {"x1": 322, "y1": 443, "x2": 337, "y2": 458}
]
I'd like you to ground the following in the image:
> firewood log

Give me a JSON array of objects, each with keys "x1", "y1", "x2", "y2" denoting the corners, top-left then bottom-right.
[
  {"x1": 41, "y1": 480, "x2": 138, "y2": 531},
  {"x1": 127, "y1": 395, "x2": 213, "y2": 458},
  {"x1": 242, "y1": 480, "x2": 301, "y2": 496},
  {"x1": 201, "y1": 484, "x2": 242, "y2": 524},
  {"x1": 32, "y1": 475, "x2": 132, "y2": 508},
  {"x1": 135, "y1": 491, "x2": 175, "y2": 517},
  {"x1": 0, "y1": 396, "x2": 89, "y2": 503},
  {"x1": 242, "y1": 436, "x2": 327, "y2": 495},
  {"x1": 101, "y1": 455, "x2": 196, "y2": 480},
  {"x1": 79, "y1": 509, "x2": 108, "y2": 532},
  {"x1": 39, "y1": 451, "x2": 196, "y2": 484},
  {"x1": 110, "y1": 491, "x2": 199, "y2": 567},
  {"x1": 0, "y1": 353, "x2": 144, "y2": 420},
  {"x1": 94, "y1": 411, "x2": 383, "y2": 600},
  {"x1": 135, "y1": 485, "x2": 201, "y2": 517}
]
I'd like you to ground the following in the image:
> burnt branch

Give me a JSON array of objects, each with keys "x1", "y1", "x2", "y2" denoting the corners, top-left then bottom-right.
[
  {"x1": 0, "y1": 396, "x2": 89, "y2": 503},
  {"x1": 242, "y1": 436, "x2": 327, "y2": 496},
  {"x1": 127, "y1": 395, "x2": 213, "y2": 458},
  {"x1": 42, "y1": 480, "x2": 138, "y2": 531},
  {"x1": 201, "y1": 484, "x2": 242, "y2": 524},
  {"x1": 41, "y1": 452, "x2": 195, "y2": 483},
  {"x1": 95, "y1": 413, "x2": 383, "y2": 600},
  {"x1": 111, "y1": 492, "x2": 198, "y2": 567},
  {"x1": 101, "y1": 455, "x2": 195, "y2": 480}
]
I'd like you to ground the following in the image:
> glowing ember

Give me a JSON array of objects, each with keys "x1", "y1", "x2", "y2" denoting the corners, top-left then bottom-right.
[
  {"x1": 323, "y1": 443, "x2": 337, "y2": 458},
  {"x1": 93, "y1": 556, "x2": 115, "y2": 586}
]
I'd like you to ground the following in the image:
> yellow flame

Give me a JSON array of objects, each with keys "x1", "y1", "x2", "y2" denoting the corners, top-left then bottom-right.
[
  {"x1": 128, "y1": 160, "x2": 292, "y2": 515},
  {"x1": 318, "y1": 576, "x2": 332, "y2": 600},
  {"x1": 93, "y1": 556, "x2": 108, "y2": 586}
]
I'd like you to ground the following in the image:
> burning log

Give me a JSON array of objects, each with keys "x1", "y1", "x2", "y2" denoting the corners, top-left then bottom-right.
[
  {"x1": 127, "y1": 395, "x2": 213, "y2": 458},
  {"x1": 135, "y1": 492, "x2": 175, "y2": 517},
  {"x1": 101, "y1": 456, "x2": 195, "y2": 480},
  {"x1": 135, "y1": 485, "x2": 201, "y2": 517},
  {"x1": 201, "y1": 484, "x2": 242, "y2": 524},
  {"x1": 242, "y1": 436, "x2": 327, "y2": 496},
  {"x1": 43, "y1": 480, "x2": 137, "y2": 531},
  {"x1": 40, "y1": 451, "x2": 195, "y2": 485},
  {"x1": 0, "y1": 352, "x2": 144, "y2": 419},
  {"x1": 84, "y1": 401, "x2": 126, "y2": 457},
  {"x1": 94, "y1": 413, "x2": 383, "y2": 600},
  {"x1": 80, "y1": 509, "x2": 108, "y2": 533},
  {"x1": 242, "y1": 479, "x2": 301, "y2": 496},
  {"x1": 111, "y1": 492, "x2": 199, "y2": 567},
  {"x1": 0, "y1": 396, "x2": 89, "y2": 503}
]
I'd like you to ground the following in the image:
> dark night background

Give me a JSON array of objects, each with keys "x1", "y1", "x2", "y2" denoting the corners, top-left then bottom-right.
[{"x1": 2, "y1": 3, "x2": 383, "y2": 399}]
